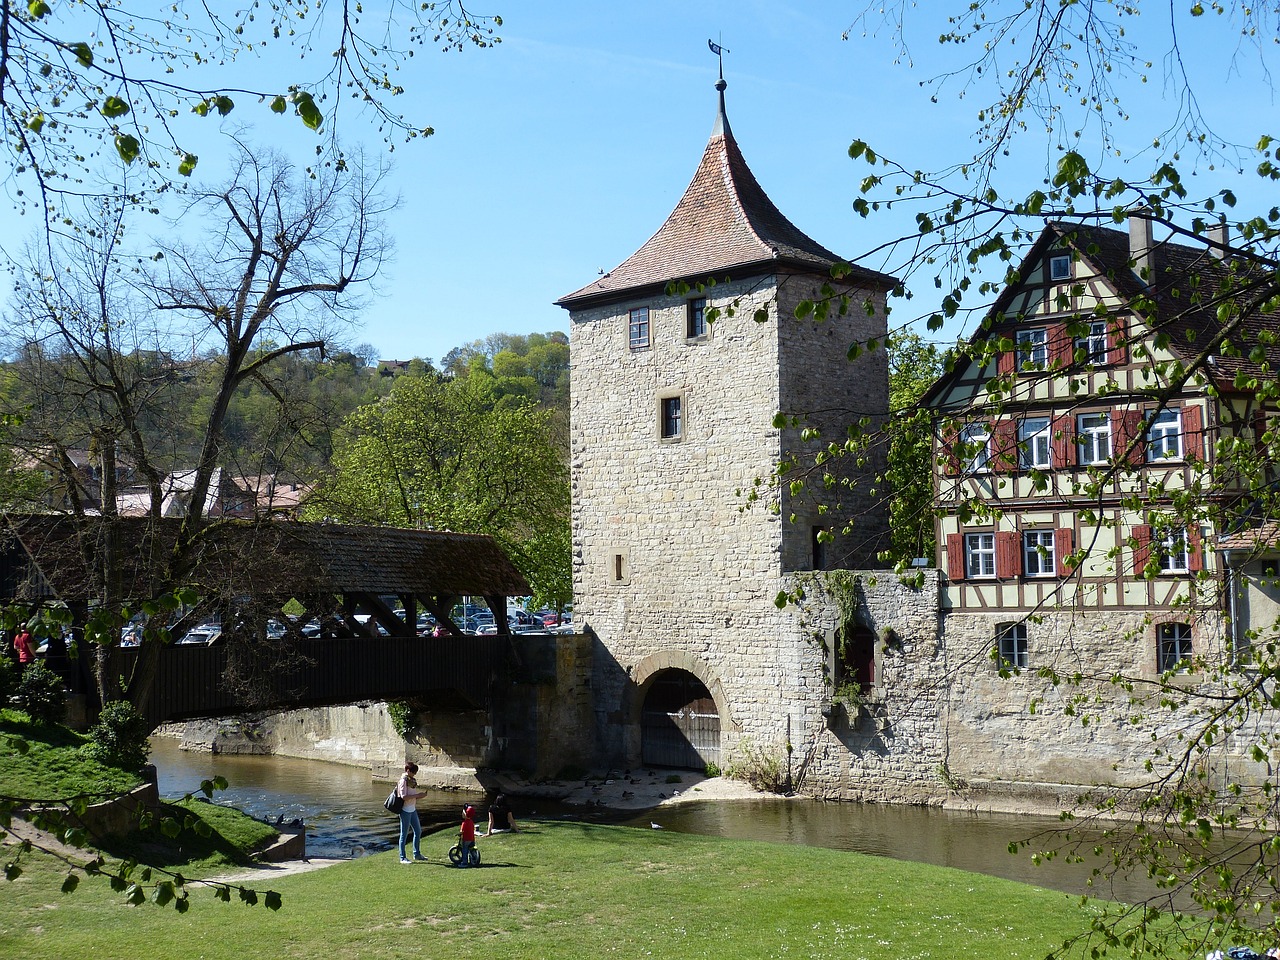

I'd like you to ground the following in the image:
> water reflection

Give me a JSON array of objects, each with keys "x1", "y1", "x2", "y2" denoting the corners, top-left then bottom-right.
[{"x1": 149, "y1": 738, "x2": 489, "y2": 859}]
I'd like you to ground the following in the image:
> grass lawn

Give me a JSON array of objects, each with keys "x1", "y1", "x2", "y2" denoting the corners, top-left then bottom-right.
[
  {"x1": 0, "y1": 708, "x2": 140, "y2": 800},
  {"x1": 2, "y1": 819, "x2": 1134, "y2": 960}
]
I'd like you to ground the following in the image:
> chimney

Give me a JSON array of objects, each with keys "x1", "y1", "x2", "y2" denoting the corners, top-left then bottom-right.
[
  {"x1": 1129, "y1": 211, "x2": 1153, "y2": 285},
  {"x1": 1207, "y1": 219, "x2": 1229, "y2": 260}
]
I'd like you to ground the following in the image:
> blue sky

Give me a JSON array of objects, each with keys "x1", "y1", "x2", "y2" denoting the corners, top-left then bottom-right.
[{"x1": 2, "y1": 2, "x2": 1274, "y2": 364}]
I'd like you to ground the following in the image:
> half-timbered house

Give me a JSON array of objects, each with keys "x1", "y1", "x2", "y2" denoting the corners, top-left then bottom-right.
[{"x1": 922, "y1": 216, "x2": 1277, "y2": 681}]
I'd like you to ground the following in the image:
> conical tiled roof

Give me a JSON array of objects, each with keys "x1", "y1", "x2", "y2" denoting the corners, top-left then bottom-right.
[{"x1": 557, "y1": 81, "x2": 895, "y2": 308}]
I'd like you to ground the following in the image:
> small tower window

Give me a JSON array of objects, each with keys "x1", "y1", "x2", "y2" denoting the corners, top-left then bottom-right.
[
  {"x1": 687, "y1": 298, "x2": 707, "y2": 339},
  {"x1": 661, "y1": 396, "x2": 683, "y2": 439},
  {"x1": 1049, "y1": 255, "x2": 1071, "y2": 281},
  {"x1": 629, "y1": 307, "x2": 650, "y2": 350}
]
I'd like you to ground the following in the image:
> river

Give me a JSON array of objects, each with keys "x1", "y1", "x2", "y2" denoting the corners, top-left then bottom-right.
[{"x1": 147, "y1": 738, "x2": 1183, "y2": 905}]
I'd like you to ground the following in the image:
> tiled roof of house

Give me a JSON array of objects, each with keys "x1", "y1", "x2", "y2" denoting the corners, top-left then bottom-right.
[
  {"x1": 1, "y1": 515, "x2": 530, "y2": 603},
  {"x1": 557, "y1": 81, "x2": 896, "y2": 309}
]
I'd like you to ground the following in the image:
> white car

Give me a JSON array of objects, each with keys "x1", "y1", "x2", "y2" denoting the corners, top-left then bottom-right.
[{"x1": 177, "y1": 624, "x2": 221, "y2": 645}]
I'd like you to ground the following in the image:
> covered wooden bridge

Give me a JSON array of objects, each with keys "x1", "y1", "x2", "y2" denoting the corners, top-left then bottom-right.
[{"x1": 0, "y1": 515, "x2": 532, "y2": 730}]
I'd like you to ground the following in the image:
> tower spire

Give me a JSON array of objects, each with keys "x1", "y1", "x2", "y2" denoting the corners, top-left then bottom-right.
[{"x1": 707, "y1": 38, "x2": 731, "y2": 138}]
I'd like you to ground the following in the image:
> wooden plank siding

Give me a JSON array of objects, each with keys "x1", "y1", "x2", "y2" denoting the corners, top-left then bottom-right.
[{"x1": 107, "y1": 635, "x2": 508, "y2": 731}]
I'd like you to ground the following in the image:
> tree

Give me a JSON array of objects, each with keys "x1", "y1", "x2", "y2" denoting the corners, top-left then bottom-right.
[
  {"x1": 0, "y1": 1, "x2": 500, "y2": 224},
  {"x1": 770, "y1": 4, "x2": 1280, "y2": 957},
  {"x1": 1, "y1": 144, "x2": 395, "y2": 714},
  {"x1": 309, "y1": 370, "x2": 571, "y2": 610}
]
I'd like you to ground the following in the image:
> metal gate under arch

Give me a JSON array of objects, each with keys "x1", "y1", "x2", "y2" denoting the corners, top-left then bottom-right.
[{"x1": 640, "y1": 670, "x2": 720, "y2": 770}]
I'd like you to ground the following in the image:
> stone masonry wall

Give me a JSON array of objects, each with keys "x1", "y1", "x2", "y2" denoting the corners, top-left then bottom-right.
[{"x1": 570, "y1": 270, "x2": 891, "y2": 772}]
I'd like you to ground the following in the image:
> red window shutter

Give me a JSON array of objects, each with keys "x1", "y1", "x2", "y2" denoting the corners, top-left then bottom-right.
[
  {"x1": 997, "y1": 344, "x2": 1015, "y2": 377},
  {"x1": 1049, "y1": 322, "x2": 1072, "y2": 370},
  {"x1": 941, "y1": 424, "x2": 960, "y2": 476},
  {"x1": 992, "y1": 420, "x2": 1019, "y2": 472},
  {"x1": 1132, "y1": 524, "x2": 1152, "y2": 577},
  {"x1": 946, "y1": 533, "x2": 965, "y2": 580},
  {"x1": 1182, "y1": 403, "x2": 1204, "y2": 462},
  {"x1": 1107, "y1": 316, "x2": 1129, "y2": 365},
  {"x1": 996, "y1": 530, "x2": 1021, "y2": 579},
  {"x1": 1188, "y1": 527, "x2": 1204, "y2": 572},
  {"x1": 1051, "y1": 414, "x2": 1073, "y2": 468},
  {"x1": 1056, "y1": 527, "x2": 1075, "y2": 576},
  {"x1": 1114, "y1": 408, "x2": 1144, "y2": 464}
]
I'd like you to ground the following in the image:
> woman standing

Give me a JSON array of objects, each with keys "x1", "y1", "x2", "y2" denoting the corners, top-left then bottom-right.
[
  {"x1": 396, "y1": 762, "x2": 428, "y2": 863},
  {"x1": 13, "y1": 623, "x2": 35, "y2": 672}
]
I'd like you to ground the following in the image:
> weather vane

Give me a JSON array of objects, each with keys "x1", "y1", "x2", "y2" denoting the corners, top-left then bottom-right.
[{"x1": 707, "y1": 37, "x2": 729, "y2": 80}]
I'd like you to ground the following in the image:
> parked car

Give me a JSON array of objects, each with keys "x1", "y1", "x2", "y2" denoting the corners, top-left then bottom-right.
[{"x1": 177, "y1": 623, "x2": 221, "y2": 645}]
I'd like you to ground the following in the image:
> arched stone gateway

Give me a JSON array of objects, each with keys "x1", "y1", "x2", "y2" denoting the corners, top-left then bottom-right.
[{"x1": 627, "y1": 653, "x2": 726, "y2": 770}]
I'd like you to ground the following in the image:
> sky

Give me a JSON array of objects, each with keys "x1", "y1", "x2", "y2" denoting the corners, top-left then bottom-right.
[{"x1": 2, "y1": 2, "x2": 1276, "y2": 365}]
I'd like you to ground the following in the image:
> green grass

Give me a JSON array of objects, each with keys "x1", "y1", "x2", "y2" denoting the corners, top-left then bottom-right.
[
  {"x1": 1, "y1": 820, "x2": 1134, "y2": 960},
  {"x1": 1, "y1": 709, "x2": 141, "y2": 801}
]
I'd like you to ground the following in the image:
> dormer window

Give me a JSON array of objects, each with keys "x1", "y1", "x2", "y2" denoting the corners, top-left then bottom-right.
[{"x1": 1049, "y1": 254, "x2": 1071, "y2": 281}]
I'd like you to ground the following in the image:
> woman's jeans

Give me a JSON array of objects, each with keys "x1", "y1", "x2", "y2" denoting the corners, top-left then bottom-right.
[{"x1": 398, "y1": 809, "x2": 422, "y2": 859}]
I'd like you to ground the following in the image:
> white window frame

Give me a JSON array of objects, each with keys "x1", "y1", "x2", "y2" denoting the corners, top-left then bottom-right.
[
  {"x1": 1016, "y1": 328, "x2": 1049, "y2": 371},
  {"x1": 1157, "y1": 623, "x2": 1193, "y2": 673},
  {"x1": 1018, "y1": 417, "x2": 1052, "y2": 470},
  {"x1": 965, "y1": 532, "x2": 996, "y2": 579},
  {"x1": 1048, "y1": 254, "x2": 1071, "y2": 281},
  {"x1": 998, "y1": 622, "x2": 1029, "y2": 669},
  {"x1": 1155, "y1": 526, "x2": 1189, "y2": 573},
  {"x1": 1146, "y1": 408, "x2": 1182, "y2": 461},
  {"x1": 1077, "y1": 412, "x2": 1112, "y2": 465},
  {"x1": 1076, "y1": 320, "x2": 1109, "y2": 364},
  {"x1": 628, "y1": 307, "x2": 650, "y2": 350},
  {"x1": 1022, "y1": 530, "x2": 1056, "y2": 578},
  {"x1": 960, "y1": 423, "x2": 991, "y2": 474}
]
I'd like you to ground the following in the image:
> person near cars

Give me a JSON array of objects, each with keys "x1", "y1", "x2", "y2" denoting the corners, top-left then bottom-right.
[
  {"x1": 486, "y1": 793, "x2": 517, "y2": 834},
  {"x1": 13, "y1": 623, "x2": 35, "y2": 671},
  {"x1": 396, "y1": 762, "x2": 429, "y2": 863}
]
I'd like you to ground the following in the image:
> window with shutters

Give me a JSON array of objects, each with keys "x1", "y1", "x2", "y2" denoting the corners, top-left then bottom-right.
[
  {"x1": 1018, "y1": 418, "x2": 1052, "y2": 469},
  {"x1": 965, "y1": 532, "x2": 996, "y2": 579},
  {"x1": 1146, "y1": 408, "x2": 1182, "y2": 461},
  {"x1": 1157, "y1": 623, "x2": 1193, "y2": 673},
  {"x1": 1077, "y1": 413, "x2": 1111, "y2": 465},
  {"x1": 1156, "y1": 526, "x2": 1189, "y2": 573},
  {"x1": 959, "y1": 423, "x2": 991, "y2": 473},
  {"x1": 1016, "y1": 328, "x2": 1049, "y2": 371},
  {"x1": 1075, "y1": 320, "x2": 1109, "y2": 364},
  {"x1": 1022, "y1": 530, "x2": 1056, "y2": 577},
  {"x1": 997, "y1": 623, "x2": 1029, "y2": 668}
]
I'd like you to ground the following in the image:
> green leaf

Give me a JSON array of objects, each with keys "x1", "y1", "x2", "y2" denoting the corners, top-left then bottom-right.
[
  {"x1": 114, "y1": 134, "x2": 141, "y2": 165},
  {"x1": 215, "y1": 96, "x2": 235, "y2": 116},
  {"x1": 291, "y1": 92, "x2": 323, "y2": 131},
  {"x1": 270, "y1": 96, "x2": 288, "y2": 114},
  {"x1": 61, "y1": 873, "x2": 79, "y2": 894},
  {"x1": 4, "y1": 861, "x2": 22, "y2": 881},
  {"x1": 178, "y1": 154, "x2": 198, "y2": 176},
  {"x1": 26, "y1": 114, "x2": 44, "y2": 134},
  {"x1": 193, "y1": 101, "x2": 209, "y2": 117},
  {"x1": 28, "y1": 1, "x2": 51, "y2": 18},
  {"x1": 265, "y1": 891, "x2": 283, "y2": 911},
  {"x1": 70, "y1": 42, "x2": 93, "y2": 68},
  {"x1": 102, "y1": 96, "x2": 130, "y2": 119}
]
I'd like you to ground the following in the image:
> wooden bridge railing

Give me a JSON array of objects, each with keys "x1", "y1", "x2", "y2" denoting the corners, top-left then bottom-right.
[{"x1": 103, "y1": 635, "x2": 508, "y2": 731}]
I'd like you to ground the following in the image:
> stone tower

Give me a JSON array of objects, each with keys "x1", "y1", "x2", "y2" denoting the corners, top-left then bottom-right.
[{"x1": 556, "y1": 78, "x2": 894, "y2": 771}]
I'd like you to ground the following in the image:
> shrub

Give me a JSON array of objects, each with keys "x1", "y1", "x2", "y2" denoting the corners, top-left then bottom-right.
[
  {"x1": 704, "y1": 761, "x2": 722, "y2": 778},
  {"x1": 386, "y1": 700, "x2": 418, "y2": 740},
  {"x1": 82, "y1": 700, "x2": 151, "y2": 772},
  {"x1": 0, "y1": 654, "x2": 16, "y2": 702},
  {"x1": 725, "y1": 738, "x2": 789, "y2": 794},
  {"x1": 14, "y1": 661, "x2": 67, "y2": 725}
]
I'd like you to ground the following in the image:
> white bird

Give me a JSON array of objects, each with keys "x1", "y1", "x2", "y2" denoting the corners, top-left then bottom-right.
[{"x1": 650, "y1": 822, "x2": 662, "y2": 830}]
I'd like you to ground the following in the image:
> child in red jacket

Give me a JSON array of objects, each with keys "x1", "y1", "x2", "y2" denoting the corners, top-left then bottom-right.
[{"x1": 457, "y1": 804, "x2": 478, "y2": 866}]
